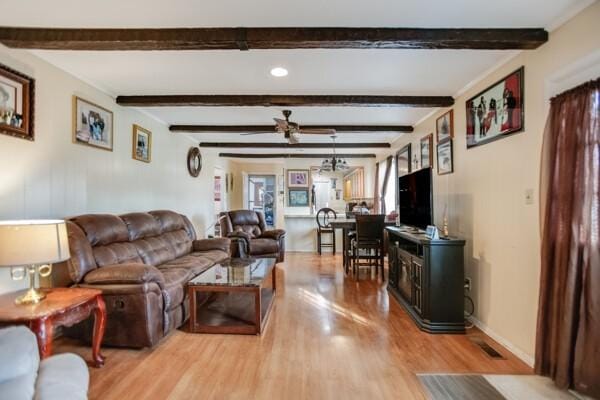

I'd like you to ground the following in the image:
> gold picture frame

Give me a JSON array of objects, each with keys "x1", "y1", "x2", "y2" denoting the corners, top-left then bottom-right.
[
  {"x1": 72, "y1": 96, "x2": 114, "y2": 151},
  {"x1": 132, "y1": 124, "x2": 152, "y2": 163}
]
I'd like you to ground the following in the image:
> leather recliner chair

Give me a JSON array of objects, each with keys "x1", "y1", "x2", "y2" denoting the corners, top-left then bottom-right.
[{"x1": 219, "y1": 210, "x2": 286, "y2": 262}]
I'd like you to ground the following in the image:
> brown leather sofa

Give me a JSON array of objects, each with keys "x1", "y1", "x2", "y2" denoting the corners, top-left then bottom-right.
[
  {"x1": 53, "y1": 210, "x2": 231, "y2": 348},
  {"x1": 219, "y1": 210, "x2": 286, "y2": 262}
]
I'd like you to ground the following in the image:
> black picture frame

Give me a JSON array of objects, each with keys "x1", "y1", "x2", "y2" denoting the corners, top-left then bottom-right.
[{"x1": 466, "y1": 66, "x2": 525, "y2": 149}]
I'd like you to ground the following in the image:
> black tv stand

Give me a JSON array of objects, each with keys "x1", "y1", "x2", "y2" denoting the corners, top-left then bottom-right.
[{"x1": 386, "y1": 226, "x2": 466, "y2": 334}]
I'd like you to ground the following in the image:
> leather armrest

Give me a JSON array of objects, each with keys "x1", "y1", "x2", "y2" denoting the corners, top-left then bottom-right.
[
  {"x1": 83, "y1": 263, "x2": 165, "y2": 288},
  {"x1": 259, "y1": 229, "x2": 286, "y2": 240},
  {"x1": 226, "y1": 231, "x2": 253, "y2": 243},
  {"x1": 193, "y1": 237, "x2": 231, "y2": 253}
]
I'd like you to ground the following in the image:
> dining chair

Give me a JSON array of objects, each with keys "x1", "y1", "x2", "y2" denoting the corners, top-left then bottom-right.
[
  {"x1": 316, "y1": 208, "x2": 337, "y2": 255},
  {"x1": 351, "y1": 214, "x2": 385, "y2": 279}
]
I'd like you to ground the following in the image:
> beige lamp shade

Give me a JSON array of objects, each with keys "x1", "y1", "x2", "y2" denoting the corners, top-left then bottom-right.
[{"x1": 0, "y1": 220, "x2": 70, "y2": 266}]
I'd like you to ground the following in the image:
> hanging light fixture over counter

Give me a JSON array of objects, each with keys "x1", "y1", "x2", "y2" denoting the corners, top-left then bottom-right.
[{"x1": 320, "y1": 135, "x2": 349, "y2": 172}]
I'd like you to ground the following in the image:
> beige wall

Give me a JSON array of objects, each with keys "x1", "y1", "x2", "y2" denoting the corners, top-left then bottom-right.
[
  {"x1": 0, "y1": 46, "x2": 232, "y2": 294},
  {"x1": 377, "y1": 2, "x2": 600, "y2": 364}
]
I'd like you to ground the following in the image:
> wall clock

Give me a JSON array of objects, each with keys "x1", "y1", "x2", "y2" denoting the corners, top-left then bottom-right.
[{"x1": 187, "y1": 147, "x2": 202, "y2": 177}]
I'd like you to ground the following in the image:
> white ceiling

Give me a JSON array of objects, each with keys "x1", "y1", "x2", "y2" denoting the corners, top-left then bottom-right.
[{"x1": 1, "y1": 0, "x2": 593, "y2": 148}]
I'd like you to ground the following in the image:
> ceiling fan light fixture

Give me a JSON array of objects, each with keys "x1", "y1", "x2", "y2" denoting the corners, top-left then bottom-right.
[{"x1": 270, "y1": 67, "x2": 288, "y2": 77}]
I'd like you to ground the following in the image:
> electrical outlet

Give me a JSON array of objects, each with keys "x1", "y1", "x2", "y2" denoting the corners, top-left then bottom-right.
[
  {"x1": 464, "y1": 278, "x2": 472, "y2": 291},
  {"x1": 525, "y1": 189, "x2": 534, "y2": 205}
]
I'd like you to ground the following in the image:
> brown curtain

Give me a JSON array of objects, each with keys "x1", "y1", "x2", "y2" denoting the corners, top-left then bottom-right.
[
  {"x1": 374, "y1": 162, "x2": 381, "y2": 213},
  {"x1": 535, "y1": 78, "x2": 599, "y2": 398},
  {"x1": 380, "y1": 156, "x2": 393, "y2": 215}
]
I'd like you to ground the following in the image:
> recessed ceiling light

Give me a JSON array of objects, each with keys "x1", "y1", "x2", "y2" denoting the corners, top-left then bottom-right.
[{"x1": 270, "y1": 67, "x2": 288, "y2": 77}]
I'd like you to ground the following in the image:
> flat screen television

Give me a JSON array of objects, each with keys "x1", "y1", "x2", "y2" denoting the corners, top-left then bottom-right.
[{"x1": 398, "y1": 168, "x2": 433, "y2": 229}]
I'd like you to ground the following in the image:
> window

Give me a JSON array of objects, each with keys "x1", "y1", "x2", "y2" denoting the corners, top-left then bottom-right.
[{"x1": 384, "y1": 157, "x2": 396, "y2": 214}]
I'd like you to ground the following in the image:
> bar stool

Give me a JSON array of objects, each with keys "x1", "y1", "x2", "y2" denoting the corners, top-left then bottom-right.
[{"x1": 316, "y1": 208, "x2": 336, "y2": 255}]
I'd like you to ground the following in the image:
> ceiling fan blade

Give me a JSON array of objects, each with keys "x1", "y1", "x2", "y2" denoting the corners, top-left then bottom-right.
[
  {"x1": 241, "y1": 132, "x2": 269, "y2": 136},
  {"x1": 298, "y1": 128, "x2": 337, "y2": 135},
  {"x1": 274, "y1": 118, "x2": 289, "y2": 130},
  {"x1": 288, "y1": 134, "x2": 300, "y2": 144}
]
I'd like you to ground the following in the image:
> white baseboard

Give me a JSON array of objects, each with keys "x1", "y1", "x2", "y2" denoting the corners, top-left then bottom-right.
[{"x1": 469, "y1": 316, "x2": 535, "y2": 368}]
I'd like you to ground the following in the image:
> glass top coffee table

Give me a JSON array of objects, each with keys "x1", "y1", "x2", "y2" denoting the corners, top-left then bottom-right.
[{"x1": 187, "y1": 258, "x2": 277, "y2": 335}]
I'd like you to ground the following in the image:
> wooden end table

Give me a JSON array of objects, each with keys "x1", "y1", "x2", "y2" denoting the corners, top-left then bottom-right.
[{"x1": 0, "y1": 287, "x2": 106, "y2": 367}]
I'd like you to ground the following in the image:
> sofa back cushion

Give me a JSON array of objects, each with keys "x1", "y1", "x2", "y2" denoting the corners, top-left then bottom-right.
[
  {"x1": 149, "y1": 210, "x2": 193, "y2": 258},
  {"x1": 58, "y1": 211, "x2": 198, "y2": 284}
]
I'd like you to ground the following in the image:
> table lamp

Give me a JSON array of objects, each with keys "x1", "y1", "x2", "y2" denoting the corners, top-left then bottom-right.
[{"x1": 0, "y1": 220, "x2": 70, "y2": 305}]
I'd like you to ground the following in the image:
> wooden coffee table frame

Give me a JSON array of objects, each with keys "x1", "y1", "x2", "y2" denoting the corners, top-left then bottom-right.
[{"x1": 188, "y1": 263, "x2": 276, "y2": 335}]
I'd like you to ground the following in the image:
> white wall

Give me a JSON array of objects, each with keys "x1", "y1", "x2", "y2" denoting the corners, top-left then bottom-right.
[
  {"x1": 0, "y1": 46, "x2": 232, "y2": 294},
  {"x1": 376, "y1": 2, "x2": 600, "y2": 364}
]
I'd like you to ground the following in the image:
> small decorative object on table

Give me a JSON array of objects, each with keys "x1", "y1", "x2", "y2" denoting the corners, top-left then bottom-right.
[{"x1": 0, "y1": 220, "x2": 70, "y2": 305}]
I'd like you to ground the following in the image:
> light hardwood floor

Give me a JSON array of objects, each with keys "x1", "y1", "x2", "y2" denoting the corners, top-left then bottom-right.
[{"x1": 56, "y1": 252, "x2": 531, "y2": 399}]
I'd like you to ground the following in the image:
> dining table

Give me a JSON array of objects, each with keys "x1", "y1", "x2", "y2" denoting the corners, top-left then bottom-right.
[{"x1": 329, "y1": 217, "x2": 396, "y2": 274}]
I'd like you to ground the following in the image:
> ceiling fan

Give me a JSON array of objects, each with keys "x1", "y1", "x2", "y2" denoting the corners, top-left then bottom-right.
[{"x1": 242, "y1": 110, "x2": 336, "y2": 144}]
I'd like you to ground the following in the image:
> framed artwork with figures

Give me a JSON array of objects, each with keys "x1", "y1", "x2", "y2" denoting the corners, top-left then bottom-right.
[
  {"x1": 73, "y1": 96, "x2": 113, "y2": 151},
  {"x1": 0, "y1": 63, "x2": 34, "y2": 141},
  {"x1": 287, "y1": 169, "x2": 309, "y2": 188},
  {"x1": 132, "y1": 124, "x2": 151, "y2": 163},
  {"x1": 466, "y1": 67, "x2": 524, "y2": 148},
  {"x1": 436, "y1": 110, "x2": 454, "y2": 143},
  {"x1": 420, "y1": 134, "x2": 433, "y2": 169}
]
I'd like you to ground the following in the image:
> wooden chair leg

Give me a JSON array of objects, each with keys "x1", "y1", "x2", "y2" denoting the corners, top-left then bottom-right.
[
  {"x1": 317, "y1": 231, "x2": 321, "y2": 255},
  {"x1": 332, "y1": 232, "x2": 336, "y2": 255}
]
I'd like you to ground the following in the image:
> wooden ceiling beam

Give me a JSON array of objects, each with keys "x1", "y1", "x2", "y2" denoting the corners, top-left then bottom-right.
[
  {"x1": 0, "y1": 27, "x2": 548, "y2": 50},
  {"x1": 171, "y1": 124, "x2": 413, "y2": 133},
  {"x1": 200, "y1": 142, "x2": 390, "y2": 149},
  {"x1": 117, "y1": 95, "x2": 453, "y2": 108},
  {"x1": 219, "y1": 153, "x2": 376, "y2": 159}
]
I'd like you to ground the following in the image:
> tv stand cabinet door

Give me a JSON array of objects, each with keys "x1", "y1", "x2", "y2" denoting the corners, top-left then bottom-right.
[{"x1": 397, "y1": 249, "x2": 413, "y2": 304}]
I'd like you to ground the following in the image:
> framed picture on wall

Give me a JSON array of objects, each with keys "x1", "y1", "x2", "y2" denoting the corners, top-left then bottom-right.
[
  {"x1": 0, "y1": 63, "x2": 35, "y2": 141},
  {"x1": 437, "y1": 140, "x2": 454, "y2": 175},
  {"x1": 72, "y1": 96, "x2": 113, "y2": 151},
  {"x1": 132, "y1": 124, "x2": 151, "y2": 163},
  {"x1": 420, "y1": 134, "x2": 433, "y2": 169},
  {"x1": 466, "y1": 66, "x2": 524, "y2": 148},
  {"x1": 288, "y1": 188, "x2": 309, "y2": 207},
  {"x1": 436, "y1": 109, "x2": 454, "y2": 143},
  {"x1": 287, "y1": 169, "x2": 309, "y2": 188},
  {"x1": 396, "y1": 143, "x2": 412, "y2": 178}
]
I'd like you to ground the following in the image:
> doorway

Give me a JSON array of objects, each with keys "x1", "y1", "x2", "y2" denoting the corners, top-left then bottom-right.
[{"x1": 247, "y1": 175, "x2": 276, "y2": 227}]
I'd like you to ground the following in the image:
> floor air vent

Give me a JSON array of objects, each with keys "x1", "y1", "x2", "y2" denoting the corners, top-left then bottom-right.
[{"x1": 471, "y1": 337, "x2": 505, "y2": 359}]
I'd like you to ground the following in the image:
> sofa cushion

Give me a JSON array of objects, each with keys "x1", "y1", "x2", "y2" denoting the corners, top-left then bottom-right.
[
  {"x1": 35, "y1": 353, "x2": 89, "y2": 400},
  {"x1": 189, "y1": 250, "x2": 229, "y2": 265},
  {"x1": 120, "y1": 212, "x2": 161, "y2": 241},
  {"x1": 133, "y1": 236, "x2": 176, "y2": 266},
  {"x1": 93, "y1": 242, "x2": 143, "y2": 267},
  {"x1": 158, "y1": 254, "x2": 214, "y2": 276},
  {"x1": 72, "y1": 214, "x2": 129, "y2": 246},
  {"x1": 162, "y1": 230, "x2": 193, "y2": 259},
  {"x1": 161, "y1": 268, "x2": 192, "y2": 311},
  {"x1": 249, "y1": 238, "x2": 279, "y2": 255},
  {"x1": 149, "y1": 210, "x2": 186, "y2": 233}
]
